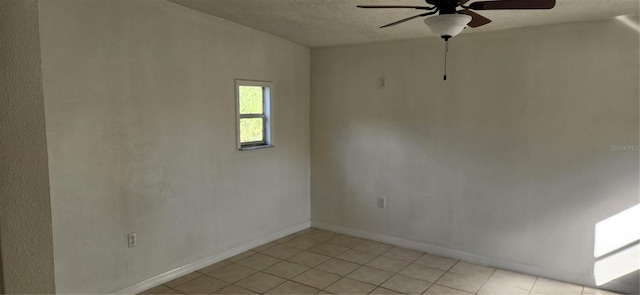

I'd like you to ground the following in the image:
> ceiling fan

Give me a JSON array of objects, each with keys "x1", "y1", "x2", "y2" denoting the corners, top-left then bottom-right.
[
  {"x1": 357, "y1": 0, "x2": 556, "y2": 80},
  {"x1": 358, "y1": 0, "x2": 556, "y2": 38}
]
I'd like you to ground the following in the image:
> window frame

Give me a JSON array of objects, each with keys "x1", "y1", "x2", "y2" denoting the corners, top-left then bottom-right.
[{"x1": 235, "y1": 79, "x2": 274, "y2": 150}]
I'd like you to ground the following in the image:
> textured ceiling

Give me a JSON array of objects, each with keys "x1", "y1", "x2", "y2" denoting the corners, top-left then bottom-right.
[{"x1": 167, "y1": 0, "x2": 639, "y2": 47}]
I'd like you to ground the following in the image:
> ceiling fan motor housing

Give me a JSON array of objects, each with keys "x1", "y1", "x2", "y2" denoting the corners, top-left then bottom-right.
[{"x1": 424, "y1": 14, "x2": 472, "y2": 40}]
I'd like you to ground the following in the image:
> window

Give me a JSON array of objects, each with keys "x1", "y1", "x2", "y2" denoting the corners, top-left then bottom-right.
[{"x1": 236, "y1": 80, "x2": 273, "y2": 150}]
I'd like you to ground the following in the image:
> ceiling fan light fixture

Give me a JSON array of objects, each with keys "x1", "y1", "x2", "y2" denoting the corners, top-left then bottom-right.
[{"x1": 424, "y1": 14, "x2": 472, "y2": 40}]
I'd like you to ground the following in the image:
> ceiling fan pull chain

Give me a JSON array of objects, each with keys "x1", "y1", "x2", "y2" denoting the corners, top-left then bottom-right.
[{"x1": 443, "y1": 39, "x2": 448, "y2": 80}]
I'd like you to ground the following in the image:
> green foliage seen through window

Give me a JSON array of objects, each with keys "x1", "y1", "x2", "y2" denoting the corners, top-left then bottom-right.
[
  {"x1": 239, "y1": 86, "x2": 265, "y2": 144},
  {"x1": 239, "y1": 86, "x2": 263, "y2": 114},
  {"x1": 239, "y1": 118, "x2": 264, "y2": 143}
]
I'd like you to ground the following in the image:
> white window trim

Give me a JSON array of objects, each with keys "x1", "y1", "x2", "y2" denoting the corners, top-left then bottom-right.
[{"x1": 235, "y1": 79, "x2": 274, "y2": 151}]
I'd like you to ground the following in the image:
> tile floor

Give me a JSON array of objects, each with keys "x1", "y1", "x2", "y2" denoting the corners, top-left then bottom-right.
[{"x1": 140, "y1": 228, "x2": 620, "y2": 295}]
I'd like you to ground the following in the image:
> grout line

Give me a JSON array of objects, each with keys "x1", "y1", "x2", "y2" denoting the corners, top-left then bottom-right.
[
  {"x1": 528, "y1": 277, "x2": 539, "y2": 294},
  {"x1": 259, "y1": 276, "x2": 290, "y2": 294},
  {"x1": 161, "y1": 273, "x2": 203, "y2": 292},
  {"x1": 475, "y1": 267, "x2": 498, "y2": 294},
  {"x1": 167, "y1": 286, "x2": 184, "y2": 294}
]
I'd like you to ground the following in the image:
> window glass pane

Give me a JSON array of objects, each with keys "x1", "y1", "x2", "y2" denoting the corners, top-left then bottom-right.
[
  {"x1": 239, "y1": 86, "x2": 263, "y2": 115},
  {"x1": 239, "y1": 118, "x2": 264, "y2": 143}
]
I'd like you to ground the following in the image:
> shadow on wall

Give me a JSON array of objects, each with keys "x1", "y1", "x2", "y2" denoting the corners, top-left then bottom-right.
[{"x1": 594, "y1": 204, "x2": 640, "y2": 289}]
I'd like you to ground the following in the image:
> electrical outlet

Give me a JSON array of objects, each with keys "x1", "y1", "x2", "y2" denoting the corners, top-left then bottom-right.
[
  {"x1": 377, "y1": 197, "x2": 386, "y2": 208},
  {"x1": 128, "y1": 233, "x2": 137, "y2": 248}
]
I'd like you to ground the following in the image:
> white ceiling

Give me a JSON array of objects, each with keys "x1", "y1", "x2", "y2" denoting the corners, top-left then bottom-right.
[{"x1": 167, "y1": 0, "x2": 639, "y2": 47}]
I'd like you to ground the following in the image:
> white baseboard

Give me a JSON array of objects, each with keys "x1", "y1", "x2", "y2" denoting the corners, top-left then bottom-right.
[
  {"x1": 311, "y1": 220, "x2": 638, "y2": 294},
  {"x1": 111, "y1": 221, "x2": 311, "y2": 294}
]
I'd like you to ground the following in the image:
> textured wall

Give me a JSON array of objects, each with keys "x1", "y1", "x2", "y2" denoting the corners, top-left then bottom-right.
[
  {"x1": 311, "y1": 20, "x2": 639, "y2": 293},
  {"x1": 38, "y1": 0, "x2": 310, "y2": 293},
  {"x1": 0, "y1": 232, "x2": 3, "y2": 293},
  {"x1": 0, "y1": 0, "x2": 57, "y2": 293}
]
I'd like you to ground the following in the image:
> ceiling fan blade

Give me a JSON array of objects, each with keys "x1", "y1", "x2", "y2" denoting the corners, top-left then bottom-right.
[
  {"x1": 459, "y1": 10, "x2": 492, "y2": 27},
  {"x1": 380, "y1": 11, "x2": 438, "y2": 28},
  {"x1": 469, "y1": 0, "x2": 555, "y2": 10},
  {"x1": 459, "y1": 0, "x2": 472, "y2": 4},
  {"x1": 357, "y1": 5, "x2": 434, "y2": 10}
]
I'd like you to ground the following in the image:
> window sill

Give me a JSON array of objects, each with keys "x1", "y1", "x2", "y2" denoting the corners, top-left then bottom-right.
[{"x1": 239, "y1": 144, "x2": 274, "y2": 151}]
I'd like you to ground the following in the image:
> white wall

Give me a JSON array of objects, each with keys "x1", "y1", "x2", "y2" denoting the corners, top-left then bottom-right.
[
  {"x1": 0, "y1": 0, "x2": 56, "y2": 293},
  {"x1": 311, "y1": 20, "x2": 639, "y2": 293},
  {"x1": 38, "y1": 0, "x2": 310, "y2": 293}
]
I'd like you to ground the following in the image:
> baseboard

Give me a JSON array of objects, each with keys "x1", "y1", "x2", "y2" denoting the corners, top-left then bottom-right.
[
  {"x1": 111, "y1": 221, "x2": 311, "y2": 294},
  {"x1": 311, "y1": 220, "x2": 638, "y2": 294}
]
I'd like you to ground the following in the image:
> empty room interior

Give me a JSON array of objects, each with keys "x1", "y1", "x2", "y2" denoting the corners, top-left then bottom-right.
[{"x1": 1, "y1": 0, "x2": 640, "y2": 294}]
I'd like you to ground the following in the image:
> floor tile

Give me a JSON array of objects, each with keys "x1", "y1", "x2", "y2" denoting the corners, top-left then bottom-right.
[
  {"x1": 399, "y1": 263, "x2": 445, "y2": 282},
  {"x1": 147, "y1": 231, "x2": 602, "y2": 295},
  {"x1": 283, "y1": 236, "x2": 323, "y2": 250},
  {"x1": 582, "y1": 287, "x2": 622, "y2": 294},
  {"x1": 158, "y1": 288, "x2": 183, "y2": 294},
  {"x1": 354, "y1": 241, "x2": 393, "y2": 255},
  {"x1": 295, "y1": 228, "x2": 315, "y2": 235},
  {"x1": 435, "y1": 272, "x2": 488, "y2": 293},
  {"x1": 324, "y1": 278, "x2": 377, "y2": 294},
  {"x1": 211, "y1": 284, "x2": 257, "y2": 294},
  {"x1": 208, "y1": 264, "x2": 257, "y2": 283},
  {"x1": 274, "y1": 234, "x2": 297, "y2": 244},
  {"x1": 477, "y1": 281, "x2": 530, "y2": 294},
  {"x1": 308, "y1": 242, "x2": 349, "y2": 257},
  {"x1": 172, "y1": 276, "x2": 228, "y2": 294},
  {"x1": 366, "y1": 256, "x2": 410, "y2": 273},
  {"x1": 326, "y1": 235, "x2": 366, "y2": 248},
  {"x1": 235, "y1": 272, "x2": 286, "y2": 293},
  {"x1": 382, "y1": 247, "x2": 423, "y2": 262},
  {"x1": 336, "y1": 249, "x2": 378, "y2": 265},
  {"x1": 300, "y1": 229, "x2": 337, "y2": 242},
  {"x1": 265, "y1": 281, "x2": 319, "y2": 294},
  {"x1": 346, "y1": 266, "x2": 394, "y2": 286},
  {"x1": 237, "y1": 253, "x2": 282, "y2": 270},
  {"x1": 369, "y1": 287, "x2": 404, "y2": 294},
  {"x1": 139, "y1": 285, "x2": 170, "y2": 294},
  {"x1": 448, "y1": 262, "x2": 495, "y2": 280},
  {"x1": 485, "y1": 269, "x2": 536, "y2": 290},
  {"x1": 197, "y1": 261, "x2": 232, "y2": 274},
  {"x1": 381, "y1": 274, "x2": 431, "y2": 294},
  {"x1": 262, "y1": 244, "x2": 303, "y2": 260},
  {"x1": 423, "y1": 284, "x2": 473, "y2": 294},
  {"x1": 253, "y1": 241, "x2": 279, "y2": 253},
  {"x1": 227, "y1": 251, "x2": 256, "y2": 262},
  {"x1": 531, "y1": 278, "x2": 584, "y2": 294},
  {"x1": 413, "y1": 254, "x2": 457, "y2": 271},
  {"x1": 263, "y1": 261, "x2": 309, "y2": 279},
  {"x1": 292, "y1": 269, "x2": 341, "y2": 290},
  {"x1": 288, "y1": 251, "x2": 331, "y2": 267},
  {"x1": 163, "y1": 272, "x2": 203, "y2": 288},
  {"x1": 315, "y1": 258, "x2": 361, "y2": 276}
]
